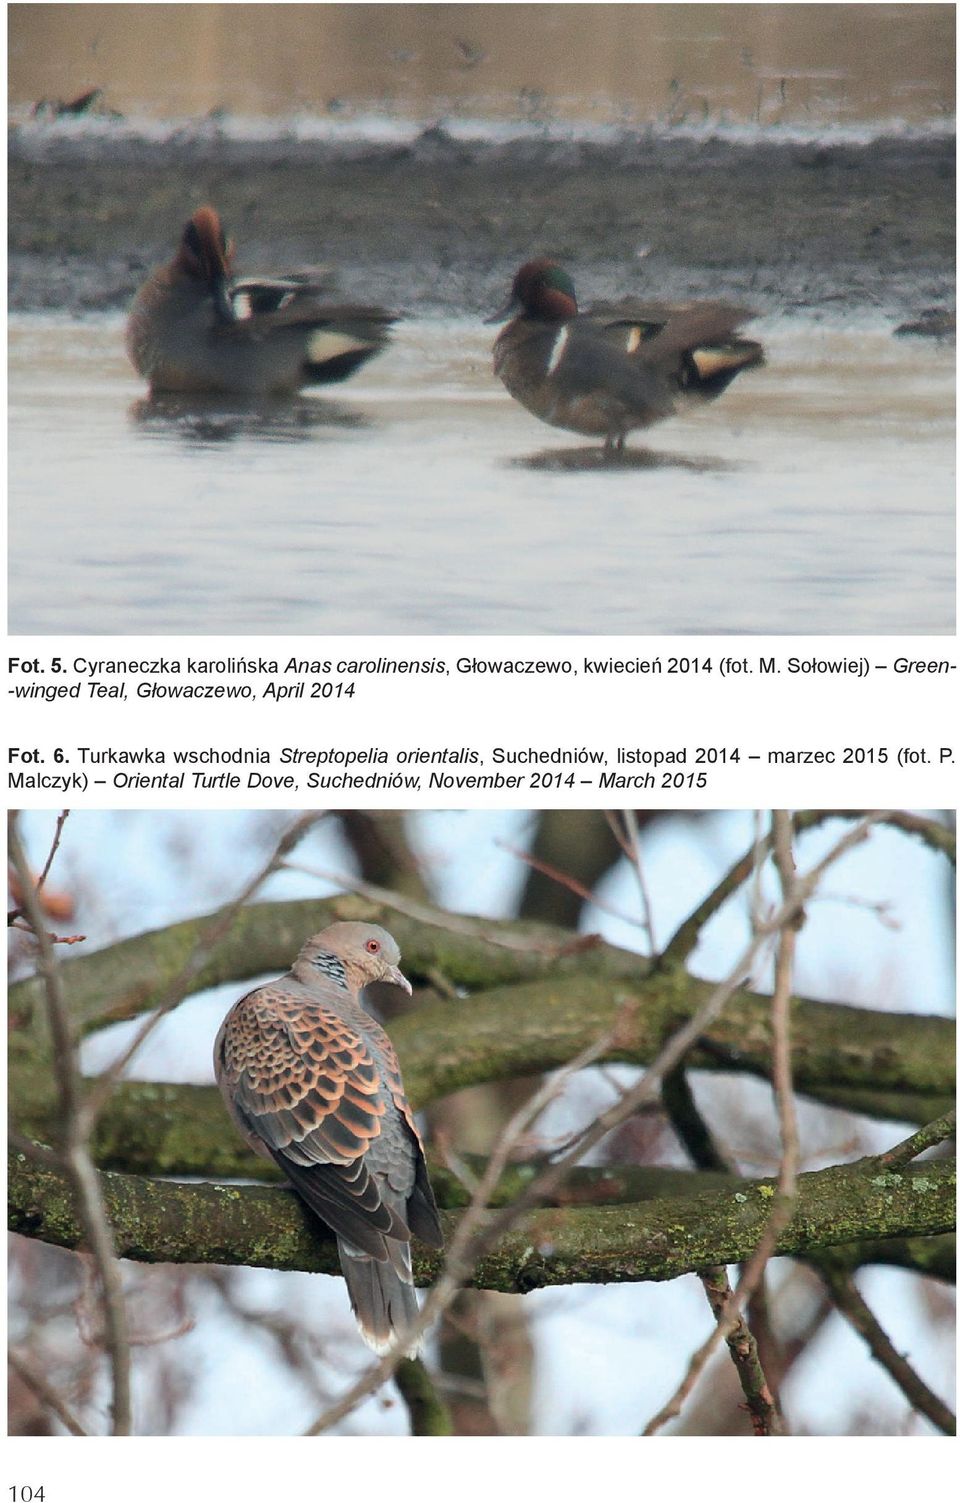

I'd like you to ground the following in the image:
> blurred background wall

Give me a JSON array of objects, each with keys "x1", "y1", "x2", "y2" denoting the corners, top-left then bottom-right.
[{"x1": 9, "y1": 3, "x2": 955, "y2": 128}]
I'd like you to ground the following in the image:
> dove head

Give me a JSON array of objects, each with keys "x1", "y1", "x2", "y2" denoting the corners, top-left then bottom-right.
[{"x1": 293, "y1": 921, "x2": 413, "y2": 997}]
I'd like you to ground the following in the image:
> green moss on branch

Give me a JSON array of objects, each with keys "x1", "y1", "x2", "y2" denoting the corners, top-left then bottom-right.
[
  {"x1": 9, "y1": 1147, "x2": 954, "y2": 1291},
  {"x1": 10, "y1": 900, "x2": 953, "y2": 1137}
]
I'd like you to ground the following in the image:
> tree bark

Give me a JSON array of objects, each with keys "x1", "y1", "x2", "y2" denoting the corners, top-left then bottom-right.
[{"x1": 10, "y1": 1146, "x2": 954, "y2": 1288}]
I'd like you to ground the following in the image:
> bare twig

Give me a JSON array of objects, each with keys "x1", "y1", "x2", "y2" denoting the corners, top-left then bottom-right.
[
  {"x1": 698, "y1": 1268, "x2": 782, "y2": 1434},
  {"x1": 605, "y1": 810, "x2": 659, "y2": 957},
  {"x1": 36, "y1": 809, "x2": 71, "y2": 893},
  {"x1": 663, "y1": 820, "x2": 778, "y2": 968},
  {"x1": 769, "y1": 811, "x2": 801, "y2": 1207},
  {"x1": 815, "y1": 891, "x2": 901, "y2": 929},
  {"x1": 748, "y1": 809, "x2": 768, "y2": 931},
  {"x1": 280, "y1": 859, "x2": 589, "y2": 957},
  {"x1": 818, "y1": 1264, "x2": 956, "y2": 1435},
  {"x1": 8, "y1": 919, "x2": 86, "y2": 944},
  {"x1": 8, "y1": 814, "x2": 132, "y2": 1435},
  {"x1": 530, "y1": 815, "x2": 876, "y2": 1227},
  {"x1": 660, "y1": 1066, "x2": 731, "y2": 1173},
  {"x1": 659, "y1": 1066, "x2": 782, "y2": 1433},
  {"x1": 660, "y1": 808, "x2": 951, "y2": 969},
  {"x1": 642, "y1": 813, "x2": 817, "y2": 1436},
  {"x1": 496, "y1": 836, "x2": 644, "y2": 930},
  {"x1": 8, "y1": 1347, "x2": 88, "y2": 1437},
  {"x1": 657, "y1": 820, "x2": 786, "y2": 1435},
  {"x1": 876, "y1": 1112, "x2": 956, "y2": 1171}
]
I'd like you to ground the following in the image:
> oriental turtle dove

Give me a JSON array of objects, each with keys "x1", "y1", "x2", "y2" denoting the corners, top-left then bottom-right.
[{"x1": 215, "y1": 921, "x2": 442, "y2": 1353}]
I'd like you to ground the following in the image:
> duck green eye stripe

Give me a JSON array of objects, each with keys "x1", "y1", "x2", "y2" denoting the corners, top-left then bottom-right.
[{"x1": 545, "y1": 267, "x2": 576, "y2": 300}]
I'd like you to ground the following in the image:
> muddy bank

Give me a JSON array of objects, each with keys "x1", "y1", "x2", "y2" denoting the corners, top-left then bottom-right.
[{"x1": 8, "y1": 129, "x2": 955, "y2": 318}]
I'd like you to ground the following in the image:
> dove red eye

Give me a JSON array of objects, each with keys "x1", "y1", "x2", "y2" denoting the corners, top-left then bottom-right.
[{"x1": 365, "y1": 939, "x2": 381, "y2": 954}]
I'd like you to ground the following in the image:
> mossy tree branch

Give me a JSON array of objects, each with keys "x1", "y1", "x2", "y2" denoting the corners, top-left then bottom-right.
[
  {"x1": 10, "y1": 1146, "x2": 953, "y2": 1290},
  {"x1": 393, "y1": 1359, "x2": 455, "y2": 1436},
  {"x1": 9, "y1": 887, "x2": 954, "y2": 1300},
  {"x1": 10, "y1": 900, "x2": 954, "y2": 1141}
]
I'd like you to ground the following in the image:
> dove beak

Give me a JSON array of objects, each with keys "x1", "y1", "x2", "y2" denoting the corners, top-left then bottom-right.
[{"x1": 385, "y1": 964, "x2": 413, "y2": 996}]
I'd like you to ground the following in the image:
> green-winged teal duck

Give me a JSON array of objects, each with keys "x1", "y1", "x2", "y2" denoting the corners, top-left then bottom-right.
[
  {"x1": 487, "y1": 258, "x2": 764, "y2": 452},
  {"x1": 126, "y1": 206, "x2": 395, "y2": 396}
]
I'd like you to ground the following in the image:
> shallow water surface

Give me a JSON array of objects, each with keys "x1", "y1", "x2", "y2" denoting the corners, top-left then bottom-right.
[{"x1": 8, "y1": 315, "x2": 954, "y2": 634}]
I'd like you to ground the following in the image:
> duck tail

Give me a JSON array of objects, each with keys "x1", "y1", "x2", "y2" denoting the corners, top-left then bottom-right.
[{"x1": 682, "y1": 338, "x2": 765, "y2": 398}]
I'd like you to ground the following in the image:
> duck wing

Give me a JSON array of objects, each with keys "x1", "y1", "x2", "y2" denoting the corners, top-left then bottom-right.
[{"x1": 586, "y1": 300, "x2": 763, "y2": 397}]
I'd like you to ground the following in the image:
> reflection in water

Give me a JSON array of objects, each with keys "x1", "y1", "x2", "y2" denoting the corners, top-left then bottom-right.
[
  {"x1": 510, "y1": 446, "x2": 738, "y2": 473},
  {"x1": 8, "y1": 315, "x2": 955, "y2": 636},
  {"x1": 129, "y1": 392, "x2": 368, "y2": 446}
]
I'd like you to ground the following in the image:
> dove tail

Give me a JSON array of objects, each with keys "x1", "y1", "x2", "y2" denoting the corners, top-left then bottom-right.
[{"x1": 338, "y1": 1239, "x2": 423, "y2": 1356}]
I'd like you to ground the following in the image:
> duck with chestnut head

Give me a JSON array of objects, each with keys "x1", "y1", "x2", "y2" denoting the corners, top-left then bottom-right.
[
  {"x1": 126, "y1": 207, "x2": 395, "y2": 396},
  {"x1": 487, "y1": 257, "x2": 763, "y2": 454}
]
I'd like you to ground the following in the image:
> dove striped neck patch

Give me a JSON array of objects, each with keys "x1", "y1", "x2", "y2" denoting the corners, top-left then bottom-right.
[{"x1": 310, "y1": 950, "x2": 348, "y2": 988}]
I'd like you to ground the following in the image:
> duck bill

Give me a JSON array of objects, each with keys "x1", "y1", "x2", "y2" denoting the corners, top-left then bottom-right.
[
  {"x1": 385, "y1": 964, "x2": 413, "y2": 996},
  {"x1": 484, "y1": 293, "x2": 520, "y2": 325}
]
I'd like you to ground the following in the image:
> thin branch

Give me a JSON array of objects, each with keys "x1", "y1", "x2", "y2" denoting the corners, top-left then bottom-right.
[
  {"x1": 8, "y1": 919, "x2": 85, "y2": 944},
  {"x1": 818, "y1": 1264, "x2": 956, "y2": 1435},
  {"x1": 657, "y1": 820, "x2": 785, "y2": 1436},
  {"x1": 8, "y1": 1347, "x2": 89, "y2": 1436},
  {"x1": 660, "y1": 1067, "x2": 731, "y2": 1173},
  {"x1": 697, "y1": 1268, "x2": 782, "y2": 1434},
  {"x1": 660, "y1": 808, "x2": 953, "y2": 969},
  {"x1": 659, "y1": 1069, "x2": 782, "y2": 1433},
  {"x1": 769, "y1": 811, "x2": 801, "y2": 1205},
  {"x1": 279, "y1": 859, "x2": 590, "y2": 957},
  {"x1": 643, "y1": 813, "x2": 807, "y2": 1436},
  {"x1": 8, "y1": 814, "x2": 132, "y2": 1436},
  {"x1": 663, "y1": 823, "x2": 778, "y2": 968},
  {"x1": 36, "y1": 808, "x2": 71, "y2": 893},
  {"x1": 606, "y1": 809, "x2": 659, "y2": 957},
  {"x1": 876, "y1": 1111, "x2": 956, "y2": 1171},
  {"x1": 495, "y1": 836, "x2": 644, "y2": 931}
]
